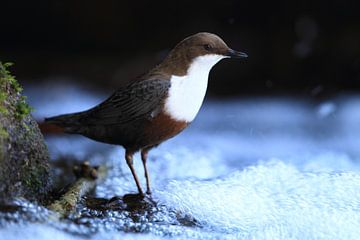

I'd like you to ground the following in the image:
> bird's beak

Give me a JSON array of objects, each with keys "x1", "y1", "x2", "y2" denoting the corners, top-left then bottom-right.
[{"x1": 226, "y1": 49, "x2": 248, "y2": 58}]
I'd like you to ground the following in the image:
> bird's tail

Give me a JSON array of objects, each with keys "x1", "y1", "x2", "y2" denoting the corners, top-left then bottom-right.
[{"x1": 44, "y1": 112, "x2": 85, "y2": 133}]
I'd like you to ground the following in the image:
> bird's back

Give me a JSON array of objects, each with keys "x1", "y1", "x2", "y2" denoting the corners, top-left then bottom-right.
[{"x1": 45, "y1": 75, "x2": 173, "y2": 149}]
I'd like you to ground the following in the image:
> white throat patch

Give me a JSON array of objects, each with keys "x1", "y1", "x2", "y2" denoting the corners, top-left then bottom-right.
[{"x1": 164, "y1": 54, "x2": 225, "y2": 122}]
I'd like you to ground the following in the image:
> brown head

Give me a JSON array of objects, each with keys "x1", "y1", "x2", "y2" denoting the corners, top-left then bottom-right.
[{"x1": 157, "y1": 32, "x2": 248, "y2": 76}]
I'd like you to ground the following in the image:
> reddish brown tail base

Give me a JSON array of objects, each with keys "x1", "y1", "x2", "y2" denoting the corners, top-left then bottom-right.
[{"x1": 38, "y1": 121, "x2": 65, "y2": 135}]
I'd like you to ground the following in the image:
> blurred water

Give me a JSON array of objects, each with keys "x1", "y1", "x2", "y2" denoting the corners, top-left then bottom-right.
[{"x1": 1, "y1": 83, "x2": 360, "y2": 240}]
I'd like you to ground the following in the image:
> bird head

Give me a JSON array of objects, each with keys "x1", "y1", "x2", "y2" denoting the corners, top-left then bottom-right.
[{"x1": 161, "y1": 32, "x2": 247, "y2": 76}]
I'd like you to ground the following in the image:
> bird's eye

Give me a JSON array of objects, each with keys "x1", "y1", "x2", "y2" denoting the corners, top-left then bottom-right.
[{"x1": 203, "y1": 44, "x2": 212, "y2": 51}]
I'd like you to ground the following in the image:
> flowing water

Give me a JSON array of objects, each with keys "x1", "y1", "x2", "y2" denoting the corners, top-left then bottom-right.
[{"x1": 1, "y1": 82, "x2": 360, "y2": 240}]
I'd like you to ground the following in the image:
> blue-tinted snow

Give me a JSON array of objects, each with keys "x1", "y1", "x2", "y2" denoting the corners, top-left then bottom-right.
[{"x1": 1, "y1": 82, "x2": 360, "y2": 240}]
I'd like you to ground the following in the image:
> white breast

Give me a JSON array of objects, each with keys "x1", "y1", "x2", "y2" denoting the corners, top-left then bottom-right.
[{"x1": 164, "y1": 54, "x2": 225, "y2": 122}]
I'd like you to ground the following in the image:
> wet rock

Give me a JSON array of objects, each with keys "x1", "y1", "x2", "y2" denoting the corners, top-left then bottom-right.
[
  {"x1": 85, "y1": 194, "x2": 156, "y2": 213},
  {"x1": 84, "y1": 194, "x2": 198, "y2": 229},
  {"x1": 0, "y1": 62, "x2": 50, "y2": 202},
  {"x1": 0, "y1": 203, "x2": 22, "y2": 213}
]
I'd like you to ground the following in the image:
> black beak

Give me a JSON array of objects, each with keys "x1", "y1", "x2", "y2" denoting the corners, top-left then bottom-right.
[{"x1": 227, "y1": 49, "x2": 248, "y2": 58}]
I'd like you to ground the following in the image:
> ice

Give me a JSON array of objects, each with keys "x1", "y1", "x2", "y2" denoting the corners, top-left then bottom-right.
[
  {"x1": 0, "y1": 224, "x2": 163, "y2": 240},
  {"x1": 156, "y1": 161, "x2": 360, "y2": 239},
  {"x1": 1, "y1": 84, "x2": 359, "y2": 239}
]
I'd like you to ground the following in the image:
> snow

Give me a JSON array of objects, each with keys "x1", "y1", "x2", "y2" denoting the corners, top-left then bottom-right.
[
  {"x1": 157, "y1": 161, "x2": 360, "y2": 239},
  {"x1": 1, "y1": 83, "x2": 360, "y2": 240}
]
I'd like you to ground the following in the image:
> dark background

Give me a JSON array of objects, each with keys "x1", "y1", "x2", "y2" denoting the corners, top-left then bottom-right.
[{"x1": 1, "y1": 0, "x2": 360, "y2": 98}]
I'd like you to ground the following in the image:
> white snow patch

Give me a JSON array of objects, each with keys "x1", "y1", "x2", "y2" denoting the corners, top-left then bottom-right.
[
  {"x1": 156, "y1": 161, "x2": 360, "y2": 240},
  {"x1": 0, "y1": 224, "x2": 162, "y2": 240}
]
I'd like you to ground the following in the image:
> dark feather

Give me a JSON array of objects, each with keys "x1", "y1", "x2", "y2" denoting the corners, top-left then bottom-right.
[
  {"x1": 44, "y1": 111, "x2": 87, "y2": 132},
  {"x1": 63, "y1": 79, "x2": 170, "y2": 126}
]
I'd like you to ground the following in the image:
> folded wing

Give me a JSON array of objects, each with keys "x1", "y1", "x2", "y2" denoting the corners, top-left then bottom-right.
[{"x1": 81, "y1": 79, "x2": 171, "y2": 125}]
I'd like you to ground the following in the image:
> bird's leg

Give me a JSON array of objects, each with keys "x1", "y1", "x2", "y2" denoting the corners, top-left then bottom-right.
[
  {"x1": 125, "y1": 150, "x2": 144, "y2": 196},
  {"x1": 141, "y1": 148, "x2": 152, "y2": 195}
]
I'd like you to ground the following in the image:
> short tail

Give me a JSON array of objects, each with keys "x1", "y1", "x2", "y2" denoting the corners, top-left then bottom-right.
[{"x1": 44, "y1": 112, "x2": 85, "y2": 133}]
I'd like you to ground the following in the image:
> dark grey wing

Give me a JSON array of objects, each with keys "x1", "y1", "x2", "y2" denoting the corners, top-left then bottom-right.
[{"x1": 81, "y1": 79, "x2": 171, "y2": 125}]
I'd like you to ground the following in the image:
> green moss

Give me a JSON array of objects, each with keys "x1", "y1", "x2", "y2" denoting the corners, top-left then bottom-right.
[
  {"x1": 0, "y1": 126, "x2": 8, "y2": 159},
  {"x1": 23, "y1": 164, "x2": 48, "y2": 191},
  {"x1": 0, "y1": 126, "x2": 8, "y2": 139},
  {"x1": 15, "y1": 96, "x2": 33, "y2": 120},
  {"x1": 0, "y1": 62, "x2": 23, "y2": 93},
  {"x1": 0, "y1": 90, "x2": 7, "y2": 114},
  {"x1": 0, "y1": 61, "x2": 33, "y2": 119},
  {"x1": 0, "y1": 62, "x2": 12, "y2": 114},
  {"x1": 0, "y1": 94, "x2": 7, "y2": 114}
]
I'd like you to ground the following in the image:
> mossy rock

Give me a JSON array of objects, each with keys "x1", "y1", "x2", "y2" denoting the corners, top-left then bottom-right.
[{"x1": 0, "y1": 62, "x2": 51, "y2": 202}]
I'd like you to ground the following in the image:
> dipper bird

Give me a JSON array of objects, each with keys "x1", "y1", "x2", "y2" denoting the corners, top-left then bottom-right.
[{"x1": 45, "y1": 32, "x2": 247, "y2": 195}]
